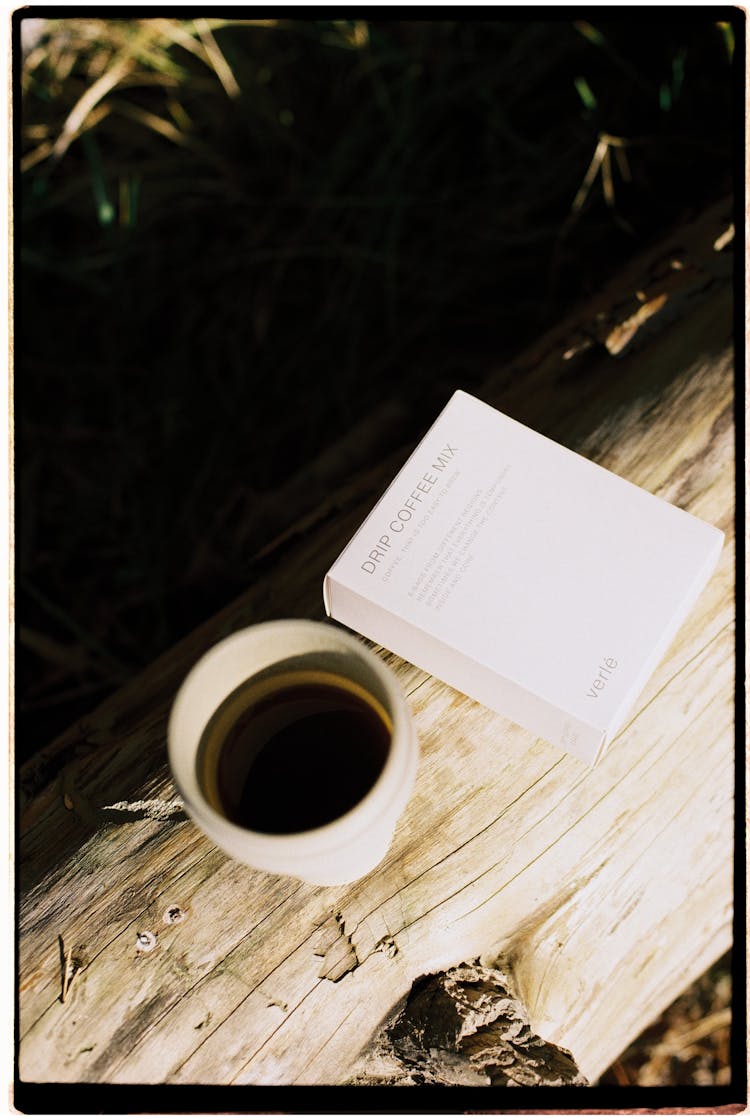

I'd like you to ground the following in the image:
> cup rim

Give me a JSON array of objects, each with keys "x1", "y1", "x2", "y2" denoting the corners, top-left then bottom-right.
[{"x1": 167, "y1": 619, "x2": 416, "y2": 858}]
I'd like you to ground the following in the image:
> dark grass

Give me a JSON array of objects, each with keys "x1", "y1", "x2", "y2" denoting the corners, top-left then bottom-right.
[
  {"x1": 15, "y1": 13, "x2": 740, "y2": 1089},
  {"x1": 17, "y1": 14, "x2": 736, "y2": 753}
]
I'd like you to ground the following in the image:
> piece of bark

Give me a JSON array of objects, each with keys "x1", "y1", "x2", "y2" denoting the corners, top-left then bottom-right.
[{"x1": 350, "y1": 962, "x2": 588, "y2": 1087}]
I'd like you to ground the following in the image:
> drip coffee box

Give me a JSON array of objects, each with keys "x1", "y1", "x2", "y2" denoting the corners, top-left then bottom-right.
[{"x1": 323, "y1": 390, "x2": 723, "y2": 763}]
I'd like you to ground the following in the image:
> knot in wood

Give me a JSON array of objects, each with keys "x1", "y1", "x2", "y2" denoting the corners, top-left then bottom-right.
[
  {"x1": 377, "y1": 936, "x2": 398, "y2": 959},
  {"x1": 135, "y1": 930, "x2": 157, "y2": 953},
  {"x1": 163, "y1": 905, "x2": 186, "y2": 925}
]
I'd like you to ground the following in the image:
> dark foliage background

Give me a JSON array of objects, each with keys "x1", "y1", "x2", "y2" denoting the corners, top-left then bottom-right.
[{"x1": 16, "y1": 14, "x2": 738, "y2": 1087}]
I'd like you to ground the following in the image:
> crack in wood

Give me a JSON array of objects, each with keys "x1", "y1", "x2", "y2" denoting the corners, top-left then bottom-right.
[
  {"x1": 335, "y1": 757, "x2": 566, "y2": 951},
  {"x1": 313, "y1": 911, "x2": 359, "y2": 982},
  {"x1": 616, "y1": 618, "x2": 733, "y2": 742},
  {"x1": 120, "y1": 888, "x2": 311, "y2": 1080}
]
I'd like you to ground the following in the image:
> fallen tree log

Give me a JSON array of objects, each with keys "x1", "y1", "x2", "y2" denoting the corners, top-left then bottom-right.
[{"x1": 17, "y1": 199, "x2": 735, "y2": 1093}]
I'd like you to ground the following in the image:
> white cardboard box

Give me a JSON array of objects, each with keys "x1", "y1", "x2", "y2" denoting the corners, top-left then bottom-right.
[{"x1": 323, "y1": 390, "x2": 724, "y2": 764}]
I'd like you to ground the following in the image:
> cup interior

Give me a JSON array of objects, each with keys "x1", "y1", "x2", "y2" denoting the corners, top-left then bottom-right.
[
  {"x1": 195, "y1": 650, "x2": 394, "y2": 833},
  {"x1": 168, "y1": 621, "x2": 410, "y2": 842}
]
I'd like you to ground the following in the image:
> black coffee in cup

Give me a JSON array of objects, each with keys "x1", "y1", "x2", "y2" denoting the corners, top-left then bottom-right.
[{"x1": 196, "y1": 668, "x2": 391, "y2": 834}]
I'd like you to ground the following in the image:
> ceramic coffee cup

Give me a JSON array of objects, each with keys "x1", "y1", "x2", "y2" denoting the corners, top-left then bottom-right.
[{"x1": 167, "y1": 619, "x2": 418, "y2": 885}]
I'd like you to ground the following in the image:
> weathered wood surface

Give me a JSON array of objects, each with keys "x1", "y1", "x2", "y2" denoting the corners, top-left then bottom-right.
[{"x1": 18, "y1": 199, "x2": 735, "y2": 1087}]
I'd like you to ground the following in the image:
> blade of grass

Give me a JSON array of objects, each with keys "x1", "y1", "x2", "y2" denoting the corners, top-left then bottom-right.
[
  {"x1": 51, "y1": 53, "x2": 135, "y2": 161},
  {"x1": 573, "y1": 19, "x2": 605, "y2": 47},
  {"x1": 614, "y1": 145, "x2": 632, "y2": 183},
  {"x1": 81, "y1": 131, "x2": 115, "y2": 225},
  {"x1": 108, "y1": 100, "x2": 237, "y2": 179},
  {"x1": 118, "y1": 175, "x2": 140, "y2": 228},
  {"x1": 145, "y1": 18, "x2": 214, "y2": 63},
  {"x1": 148, "y1": 16, "x2": 240, "y2": 97},
  {"x1": 601, "y1": 145, "x2": 615, "y2": 207},
  {"x1": 109, "y1": 99, "x2": 200, "y2": 149},
  {"x1": 20, "y1": 141, "x2": 54, "y2": 173},
  {"x1": 166, "y1": 96, "x2": 193, "y2": 131},
  {"x1": 653, "y1": 1008, "x2": 732, "y2": 1056},
  {"x1": 125, "y1": 26, "x2": 190, "y2": 81},
  {"x1": 716, "y1": 21, "x2": 734, "y2": 61},
  {"x1": 117, "y1": 72, "x2": 182, "y2": 90},
  {"x1": 574, "y1": 75, "x2": 597, "y2": 110},
  {"x1": 571, "y1": 136, "x2": 607, "y2": 213},
  {"x1": 194, "y1": 18, "x2": 241, "y2": 98},
  {"x1": 573, "y1": 20, "x2": 655, "y2": 96},
  {"x1": 23, "y1": 102, "x2": 112, "y2": 172}
]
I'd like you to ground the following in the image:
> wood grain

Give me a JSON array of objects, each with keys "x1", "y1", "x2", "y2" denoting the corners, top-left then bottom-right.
[{"x1": 18, "y1": 200, "x2": 735, "y2": 1087}]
